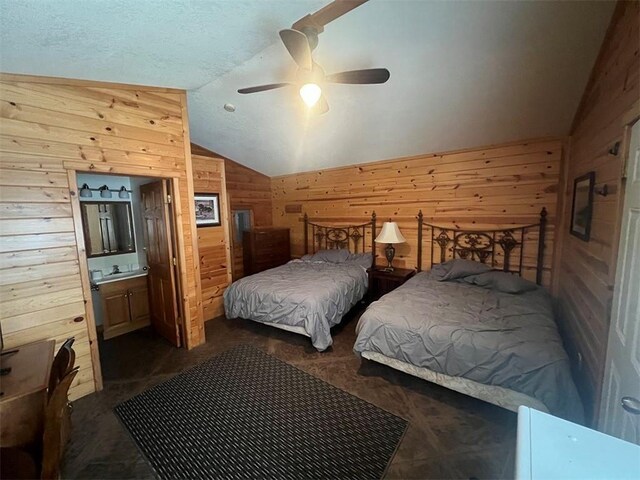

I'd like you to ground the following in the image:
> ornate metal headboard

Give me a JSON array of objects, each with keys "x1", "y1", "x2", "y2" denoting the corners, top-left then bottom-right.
[
  {"x1": 304, "y1": 213, "x2": 377, "y2": 256},
  {"x1": 417, "y1": 208, "x2": 548, "y2": 285}
]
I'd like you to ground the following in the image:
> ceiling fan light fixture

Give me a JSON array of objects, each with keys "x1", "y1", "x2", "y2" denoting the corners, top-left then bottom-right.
[{"x1": 300, "y1": 83, "x2": 321, "y2": 107}]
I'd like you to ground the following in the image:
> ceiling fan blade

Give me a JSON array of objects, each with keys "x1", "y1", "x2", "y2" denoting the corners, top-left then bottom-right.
[
  {"x1": 237, "y1": 83, "x2": 292, "y2": 94},
  {"x1": 325, "y1": 68, "x2": 390, "y2": 85},
  {"x1": 292, "y1": 0, "x2": 369, "y2": 32},
  {"x1": 279, "y1": 29, "x2": 312, "y2": 71}
]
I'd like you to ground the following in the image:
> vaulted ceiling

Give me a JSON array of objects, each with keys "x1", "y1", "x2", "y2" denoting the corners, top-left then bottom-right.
[{"x1": 0, "y1": 1, "x2": 614, "y2": 176}]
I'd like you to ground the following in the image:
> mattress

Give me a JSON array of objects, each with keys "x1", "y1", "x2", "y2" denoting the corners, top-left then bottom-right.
[
  {"x1": 224, "y1": 260, "x2": 368, "y2": 351},
  {"x1": 360, "y1": 350, "x2": 548, "y2": 413},
  {"x1": 354, "y1": 271, "x2": 584, "y2": 421}
]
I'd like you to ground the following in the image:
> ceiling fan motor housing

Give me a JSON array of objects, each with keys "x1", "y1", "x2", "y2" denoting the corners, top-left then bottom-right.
[
  {"x1": 299, "y1": 26, "x2": 319, "y2": 51},
  {"x1": 297, "y1": 62, "x2": 325, "y2": 85}
]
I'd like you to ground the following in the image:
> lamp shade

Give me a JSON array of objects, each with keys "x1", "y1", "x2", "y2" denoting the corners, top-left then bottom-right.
[
  {"x1": 79, "y1": 183, "x2": 92, "y2": 198},
  {"x1": 375, "y1": 222, "x2": 406, "y2": 244},
  {"x1": 99, "y1": 185, "x2": 112, "y2": 198}
]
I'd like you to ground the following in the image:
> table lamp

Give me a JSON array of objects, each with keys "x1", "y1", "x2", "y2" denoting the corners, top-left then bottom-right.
[{"x1": 375, "y1": 221, "x2": 406, "y2": 271}]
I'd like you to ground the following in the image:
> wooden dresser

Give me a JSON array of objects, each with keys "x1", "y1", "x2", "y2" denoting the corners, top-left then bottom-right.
[{"x1": 243, "y1": 228, "x2": 290, "y2": 276}]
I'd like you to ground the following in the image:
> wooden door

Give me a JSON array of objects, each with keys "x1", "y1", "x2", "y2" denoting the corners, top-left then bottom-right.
[
  {"x1": 599, "y1": 121, "x2": 640, "y2": 443},
  {"x1": 140, "y1": 181, "x2": 181, "y2": 347}
]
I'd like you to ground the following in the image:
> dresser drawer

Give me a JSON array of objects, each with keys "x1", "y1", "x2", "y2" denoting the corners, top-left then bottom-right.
[{"x1": 243, "y1": 228, "x2": 291, "y2": 275}]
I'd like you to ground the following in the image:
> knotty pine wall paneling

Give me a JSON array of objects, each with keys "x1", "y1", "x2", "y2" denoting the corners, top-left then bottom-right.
[
  {"x1": 225, "y1": 158, "x2": 273, "y2": 279},
  {"x1": 191, "y1": 153, "x2": 232, "y2": 320},
  {"x1": 272, "y1": 138, "x2": 562, "y2": 287},
  {"x1": 191, "y1": 143, "x2": 272, "y2": 279},
  {"x1": 225, "y1": 158, "x2": 272, "y2": 280},
  {"x1": 223, "y1": 158, "x2": 273, "y2": 228},
  {"x1": 0, "y1": 73, "x2": 205, "y2": 400},
  {"x1": 191, "y1": 144, "x2": 272, "y2": 226},
  {"x1": 555, "y1": 1, "x2": 639, "y2": 425}
]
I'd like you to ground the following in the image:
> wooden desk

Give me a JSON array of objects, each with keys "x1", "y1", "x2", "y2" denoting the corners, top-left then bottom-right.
[{"x1": 0, "y1": 340, "x2": 55, "y2": 448}]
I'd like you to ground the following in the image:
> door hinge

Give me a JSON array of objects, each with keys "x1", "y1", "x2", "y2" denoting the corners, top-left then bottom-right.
[
  {"x1": 166, "y1": 194, "x2": 172, "y2": 204},
  {"x1": 172, "y1": 257, "x2": 177, "y2": 266}
]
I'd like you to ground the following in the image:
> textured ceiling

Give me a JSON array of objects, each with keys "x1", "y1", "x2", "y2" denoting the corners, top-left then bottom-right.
[{"x1": 0, "y1": 1, "x2": 614, "y2": 176}]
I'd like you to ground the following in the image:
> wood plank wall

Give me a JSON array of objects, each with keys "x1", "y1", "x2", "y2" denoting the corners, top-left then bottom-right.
[
  {"x1": 0, "y1": 74, "x2": 204, "y2": 399},
  {"x1": 223, "y1": 158, "x2": 273, "y2": 228},
  {"x1": 225, "y1": 158, "x2": 272, "y2": 279},
  {"x1": 191, "y1": 153, "x2": 232, "y2": 320},
  {"x1": 555, "y1": 0, "x2": 639, "y2": 425},
  {"x1": 272, "y1": 138, "x2": 563, "y2": 286},
  {"x1": 191, "y1": 143, "x2": 272, "y2": 279},
  {"x1": 191, "y1": 144, "x2": 272, "y2": 226}
]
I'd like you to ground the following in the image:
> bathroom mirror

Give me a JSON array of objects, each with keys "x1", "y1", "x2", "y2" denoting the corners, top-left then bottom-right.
[{"x1": 81, "y1": 201, "x2": 136, "y2": 257}]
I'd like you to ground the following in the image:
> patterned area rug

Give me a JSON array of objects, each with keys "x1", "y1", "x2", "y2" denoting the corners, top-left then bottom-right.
[{"x1": 114, "y1": 344, "x2": 407, "y2": 479}]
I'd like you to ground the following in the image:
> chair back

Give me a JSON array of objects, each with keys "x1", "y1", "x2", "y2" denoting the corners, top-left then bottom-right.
[
  {"x1": 48, "y1": 338, "x2": 75, "y2": 400},
  {"x1": 41, "y1": 367, "x2": 78, "y2": 480}
]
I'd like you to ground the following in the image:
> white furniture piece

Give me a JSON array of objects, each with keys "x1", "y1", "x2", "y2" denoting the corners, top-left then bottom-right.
[{"x1": 516, "y1": 406, "x2": 640, "y2": 480}]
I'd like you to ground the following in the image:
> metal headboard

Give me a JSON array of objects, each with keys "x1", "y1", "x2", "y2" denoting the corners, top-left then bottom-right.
[
  {"x1": 304, "y1": 212, "x2": 377, "y2": 256},
  {"x1": 417, "y1": 207, "x2": 548, "y2": 285}
]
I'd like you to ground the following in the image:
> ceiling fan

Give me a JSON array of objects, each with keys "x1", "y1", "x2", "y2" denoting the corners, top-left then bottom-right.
[{"x1": 237, "y1": 0, "x2": 390, "y2": 114}]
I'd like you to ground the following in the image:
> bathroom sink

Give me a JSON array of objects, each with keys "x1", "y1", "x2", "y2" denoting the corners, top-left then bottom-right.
[
  {"x1": 93, "y1": 269, "x2": 148, "y2": 285},
  {"x1": 104, "y1": 271, "x2": 128, "y2": 278}
]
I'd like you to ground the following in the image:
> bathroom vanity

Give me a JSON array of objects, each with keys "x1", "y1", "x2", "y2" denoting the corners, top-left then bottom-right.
[{"x1": 93, "y1": 271, "x2": 150, "y2": 339}]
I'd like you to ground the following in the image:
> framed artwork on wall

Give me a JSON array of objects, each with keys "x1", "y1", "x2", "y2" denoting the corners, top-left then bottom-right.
[
  {"x1": 570, "y1": 171, "x2": 595, "y2": 241},
  {"x1": 194, "y1": 193, "x2": 221, "y2": 227}
]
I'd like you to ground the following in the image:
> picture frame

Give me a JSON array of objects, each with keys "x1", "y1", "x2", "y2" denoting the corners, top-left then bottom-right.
[
  {"x1": 570, "y1": 171, "x2": 595, "y2": 241},
  {"x1": 194, "y1": 193, "x2": 221, "y2": 228}
]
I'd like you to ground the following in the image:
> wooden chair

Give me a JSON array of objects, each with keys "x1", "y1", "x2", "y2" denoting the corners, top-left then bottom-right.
[
  {"x1": 48, "y1": 338, "x2": 75, "y2": 398},
  {"x1": 48, "y1": 338, "x2": 76, "y2": 455},
  {"x1": 41, "y1": 367, "x2": 79, "y2": 479},
  {"x1": 0, "y1": 368, "x2": 79, "y2": 479}
]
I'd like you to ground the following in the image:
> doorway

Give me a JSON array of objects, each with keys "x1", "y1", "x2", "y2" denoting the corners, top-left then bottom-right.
[
  {"x1": 599, "y1": 119, "x2": 640, "y2": 443},
  {"x1": 230, "y1": 209, "x2": 253, "y2": 281},
  {"x1": 74, "y1": 172, "x2": 185, "y2": 386}
]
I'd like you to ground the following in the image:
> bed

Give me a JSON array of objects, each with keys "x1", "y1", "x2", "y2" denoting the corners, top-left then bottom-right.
[
  {"x1": 354, "y1": 208, "x2": 584, "y2": 421},
  {"x1": 224, "y1": 214, "x2": 377, "y2": 351}
]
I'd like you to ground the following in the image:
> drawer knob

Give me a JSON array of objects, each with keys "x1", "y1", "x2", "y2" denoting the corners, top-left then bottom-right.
[{"x1": 73, "y1": 317, "x2": 84, "y2": 323}]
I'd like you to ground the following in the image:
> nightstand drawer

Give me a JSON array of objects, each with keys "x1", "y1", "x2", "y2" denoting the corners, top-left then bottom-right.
[{"x1": 367, "y1": 267, "x2": 416, "y2": 302}]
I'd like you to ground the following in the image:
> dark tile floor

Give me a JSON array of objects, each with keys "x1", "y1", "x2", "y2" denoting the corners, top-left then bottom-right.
[{"x1": 62, "y1": 309, "x2": 516, "y2": 479}]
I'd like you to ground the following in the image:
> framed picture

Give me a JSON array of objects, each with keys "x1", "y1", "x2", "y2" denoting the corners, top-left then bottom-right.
[
  {"x1": 570, "y1": 171, "x2": 595, "y2": 241},
  {"x1": 194, "y1": 193, "x2": 221, "y2": 228}
]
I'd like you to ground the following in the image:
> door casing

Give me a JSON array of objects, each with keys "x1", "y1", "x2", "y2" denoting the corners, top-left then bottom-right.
[
  {"x1": 69, "y1": 170, "x2": 188, "y2": 392},
  {"x1": 230, "y1": 208, "x2": 254, "y2": 281}
]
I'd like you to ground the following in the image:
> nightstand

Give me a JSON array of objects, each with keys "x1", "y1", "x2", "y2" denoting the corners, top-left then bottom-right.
[{"x1": 367, "y1": 267, "x2": 416, "y2": 302}]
